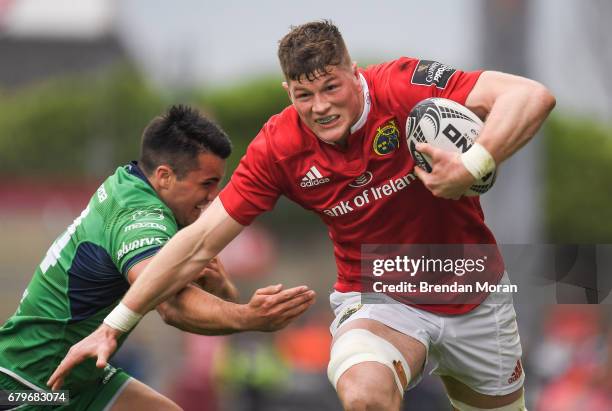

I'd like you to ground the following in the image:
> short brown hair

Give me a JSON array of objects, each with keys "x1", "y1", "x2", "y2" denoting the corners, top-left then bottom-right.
[{"x1": 278, "y1": 20, "x2": 351, "y2": 81}]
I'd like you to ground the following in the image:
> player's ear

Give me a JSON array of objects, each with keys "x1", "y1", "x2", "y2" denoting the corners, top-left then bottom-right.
[
  {"x1": 282, "y1": 81, "x2": 293, "y2": 103},
  {"x1": 351, "y1": 62, "x2": 361, "y2": 90},
  {"x1": 155, "y1": 165, "x2": 175, "y2": 190}
]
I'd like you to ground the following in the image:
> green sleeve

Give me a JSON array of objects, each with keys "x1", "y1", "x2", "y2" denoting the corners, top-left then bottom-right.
[{"x1": 109, "y1": 206, "x2": 178, "y2": 276}]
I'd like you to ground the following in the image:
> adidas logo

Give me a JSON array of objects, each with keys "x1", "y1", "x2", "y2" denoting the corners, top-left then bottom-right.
[
  {"x1": 300, "y1": 166, "x2": 330, "y2": 188},
  {"x1": 508, "y1": 360, "x2": 523, "y2": 384}
]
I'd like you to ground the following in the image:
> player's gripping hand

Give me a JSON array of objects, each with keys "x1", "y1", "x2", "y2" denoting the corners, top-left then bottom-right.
[
  {"x1": 195, "y1": 257, "x2": 239, "y2": 301},
  {"x1": 242, "y1": 284, "x2": 316, "y2": 332},
  {"x1": 47, "y1": 323, "x2": 121, "y2": 391},
  {"x1": 413, "y1": 143, "x2": 475, "y2": 200}
]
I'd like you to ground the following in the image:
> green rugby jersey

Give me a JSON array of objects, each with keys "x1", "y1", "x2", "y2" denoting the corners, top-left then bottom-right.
[{"x1": 0, "y1": 162, "x2": 178, "y2": 392}]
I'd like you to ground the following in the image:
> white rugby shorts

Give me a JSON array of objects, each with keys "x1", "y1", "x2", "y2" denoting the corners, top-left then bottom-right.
[{"x1": 329, "y1": 272, "x2": 524, "y2": 396}]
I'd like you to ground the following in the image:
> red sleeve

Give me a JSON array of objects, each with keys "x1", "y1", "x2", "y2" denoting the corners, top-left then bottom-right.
[
  {"x1": 219, "y1": 129, "x2": 282, "y2": 226},
  {"x1": 371, "y1": 57, "x2": 483, "y2": 116}
]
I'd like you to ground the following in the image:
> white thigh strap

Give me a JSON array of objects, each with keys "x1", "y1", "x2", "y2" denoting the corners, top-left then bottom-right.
[
  {"x1": 449, "y1": 391, "x2": 526, "y2": 411},
  {"x1": 327, "y1": 329, "x2": 411, "y2": 396}
]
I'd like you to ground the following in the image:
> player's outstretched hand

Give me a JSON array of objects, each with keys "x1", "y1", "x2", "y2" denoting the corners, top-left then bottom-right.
[
  {"x1": 244, "y1": 284, "x2": 316, "y2": 332},
  {"x1": 413, "y1": 143, "x2": 475, "y2": 200},
  {"x1": 47, "y1": 324, "x2": 121, "y2": 391}
]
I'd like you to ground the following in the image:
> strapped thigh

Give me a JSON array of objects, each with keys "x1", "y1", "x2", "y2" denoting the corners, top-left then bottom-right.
[{"x1": 327, "y1": 329, "x2": 411, "y2": 396}]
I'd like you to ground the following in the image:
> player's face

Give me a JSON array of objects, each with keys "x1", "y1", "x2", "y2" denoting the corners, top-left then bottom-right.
[
  {"x1": 284, "y1": 63, "x2": 363, "y2": 146},
  {"x1": 163, "y1": 152, "x2": 225, "y2": 227}
]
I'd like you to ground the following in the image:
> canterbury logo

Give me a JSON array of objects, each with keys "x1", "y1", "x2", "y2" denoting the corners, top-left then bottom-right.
[
  {"x1": 300, "y1": 166, "x2": 330, "y2": 188},
  {"x1": 508, "y1": 360, "x2": 523, "y2": 384},
  {"x1": 349, "y1": 171, "x2": 373, "y2": 188}
]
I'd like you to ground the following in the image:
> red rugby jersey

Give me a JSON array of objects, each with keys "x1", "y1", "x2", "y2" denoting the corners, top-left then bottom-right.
[{"x1": 220, "y1": 57, "x2": 504, "y2": 314}]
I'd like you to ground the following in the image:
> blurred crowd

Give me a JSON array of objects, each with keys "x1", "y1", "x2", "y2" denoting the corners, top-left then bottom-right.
[{"x1": 527, "y1": 305, "x2": 611, "y2": 411}]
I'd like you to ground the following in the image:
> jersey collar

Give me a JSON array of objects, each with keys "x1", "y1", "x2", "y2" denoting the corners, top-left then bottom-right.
[
  {"x1": 349, "y1": 73, "x2": 371, "y2": 135},
  {"x1": 126, "y1": 161, "x2": 154, "y2": 189}
]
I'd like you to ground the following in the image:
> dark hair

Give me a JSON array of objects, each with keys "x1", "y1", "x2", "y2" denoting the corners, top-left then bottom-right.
[
  {"x1": 278, "y1": 20, "x2": 351, "y2": 81},
  {"x1": 139, "y1": 105, "x2": 232, "y2": 179}
]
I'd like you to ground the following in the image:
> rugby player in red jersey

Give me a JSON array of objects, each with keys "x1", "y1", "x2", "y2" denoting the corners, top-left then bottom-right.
[{"x1": 50, "y1": 20, "x2": 555, "y2": 410}]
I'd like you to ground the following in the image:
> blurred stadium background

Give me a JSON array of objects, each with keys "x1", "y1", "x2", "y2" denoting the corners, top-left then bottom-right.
[{"x1": 0, "y1": 0, "x2": 610, "y2": 410}]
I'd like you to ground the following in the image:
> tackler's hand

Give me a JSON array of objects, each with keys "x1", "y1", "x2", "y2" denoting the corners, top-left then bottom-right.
[
  {"x1": 242, "y1": 284, "x2": 316, "y2": 332},
  {"x1": 47, "y1": 324, "x2": 121, "y2": 391},
  {"x1": 413, "y1": 143, "x2": 475, "y2": 200},
  {"x1": 195, "y1": 257, "x2": 239, "y2": 302}
]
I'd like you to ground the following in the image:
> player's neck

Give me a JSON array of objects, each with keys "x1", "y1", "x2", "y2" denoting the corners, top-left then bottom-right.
[{"x1": 338, "y1": 84, "x2": 366, "y2": 149}]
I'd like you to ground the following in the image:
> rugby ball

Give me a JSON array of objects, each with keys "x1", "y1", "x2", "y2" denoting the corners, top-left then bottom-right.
[{"x1": 406, "y1": 98, "x2": 496, "y2": 196}]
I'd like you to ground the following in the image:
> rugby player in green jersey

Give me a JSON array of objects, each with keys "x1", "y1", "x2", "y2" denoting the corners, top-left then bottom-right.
[{"x1": 0, "y1": 105, "x2": 315, "y2": 410}]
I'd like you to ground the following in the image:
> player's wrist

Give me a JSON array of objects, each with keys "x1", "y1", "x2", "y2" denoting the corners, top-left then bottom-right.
[
  {"x1": 231, "y1": 304, "x2": 251, "y2": 331},
  {"x1": 460, "y1": 143, "x2": 496, "y2": 180},
  {"x1": 100, "y1": 322, "x2": 124, "y2": 339},
  {"x1": 103, "y1": 302, "x2": 142, "y2": 333}
]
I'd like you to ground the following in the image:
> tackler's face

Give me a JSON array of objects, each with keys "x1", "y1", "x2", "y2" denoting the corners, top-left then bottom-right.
[
  {"x1": 284, "y1": 63, "x2": 363, "y2": 146},
  {"x1": 162, "y1": 152, "x2": 225, "y2": 227}
]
